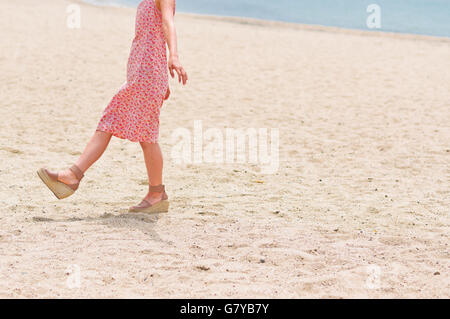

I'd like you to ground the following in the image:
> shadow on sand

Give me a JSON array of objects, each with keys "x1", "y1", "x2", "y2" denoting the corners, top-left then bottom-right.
[{"x1": 31, "y1": 211, "x2": 167, "y2": 242}]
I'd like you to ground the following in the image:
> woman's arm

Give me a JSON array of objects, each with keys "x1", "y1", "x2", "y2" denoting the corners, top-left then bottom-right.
[{"x1": 159, "y1": 0, "x2": 188, "y2": 85}]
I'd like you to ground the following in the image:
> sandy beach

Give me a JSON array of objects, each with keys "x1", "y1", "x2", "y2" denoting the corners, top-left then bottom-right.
[{"x1": 0, "y1": 0, "x2": 449, "y2": 298}]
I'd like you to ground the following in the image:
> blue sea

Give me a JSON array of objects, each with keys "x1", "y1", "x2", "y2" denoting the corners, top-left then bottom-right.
[{"x1": 85, "y1": 0, "x2": 450, "y2": 38}]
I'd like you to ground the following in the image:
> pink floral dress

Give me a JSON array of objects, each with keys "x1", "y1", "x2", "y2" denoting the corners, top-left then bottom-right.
[{"x1": 97, "y1": 0, "x2": 175, "y2": 143}]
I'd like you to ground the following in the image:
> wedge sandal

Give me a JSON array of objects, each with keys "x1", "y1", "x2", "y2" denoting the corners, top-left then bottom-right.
[
  {"x1": 129, "y1": 184, "x2": 169, "y2": 214},
  {"x1": 37, "y1": 165, "x2": 84, "y2": 199}
]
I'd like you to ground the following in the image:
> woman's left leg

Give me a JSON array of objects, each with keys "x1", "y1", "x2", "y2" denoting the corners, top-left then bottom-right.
[
  {"x1": 38, "y1": 130, "x2": 113, "y2": 199},
  {"x1": 140, "y1": 141, "x2": 165, "y2": 204}
]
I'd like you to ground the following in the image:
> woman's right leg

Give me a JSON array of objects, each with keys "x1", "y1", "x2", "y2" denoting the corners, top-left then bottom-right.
[{"x1": 57, "y1": 130, "x2": 113, "y2": 184}]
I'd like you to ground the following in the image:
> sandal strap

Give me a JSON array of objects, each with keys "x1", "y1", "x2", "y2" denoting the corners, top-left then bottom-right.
[
  {"x1": 133, "y1": 199, "x2": 152, "y2": 209},
  {"x1": 149, "y1": 184, "x2": 165, "y2": 193},
  {"x1": 141, "y1": 199, "x2": 152, "y2": 207},
  {"x1": 69, "y1": 165, "x2": 84, "y2": 181}
]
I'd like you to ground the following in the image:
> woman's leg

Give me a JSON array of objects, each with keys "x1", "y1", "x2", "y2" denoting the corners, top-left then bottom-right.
[
  {"x1": 140, "y1": 141, "x2": 164, "y2": 204},
  {"x1": 58, "y1": 130, "x2": 113, "y2": 184}
]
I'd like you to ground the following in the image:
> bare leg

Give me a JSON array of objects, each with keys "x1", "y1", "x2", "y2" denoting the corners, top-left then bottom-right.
[
  {"x1": 58, "y1": 130, "x2": 113, "y2": 184},
  {"x1": 140, "y1": 141, "x2": 164, "y2": 205}
]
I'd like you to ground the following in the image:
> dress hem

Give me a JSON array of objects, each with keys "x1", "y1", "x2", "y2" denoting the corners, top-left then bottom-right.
[{"x1": 96, "y1": 128, "x2": 159, "y2": 144}]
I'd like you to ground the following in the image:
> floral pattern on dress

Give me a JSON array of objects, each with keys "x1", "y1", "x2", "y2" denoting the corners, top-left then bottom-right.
[{"x1": 97, "y1": 0, "x2": 175, "y2": 143}]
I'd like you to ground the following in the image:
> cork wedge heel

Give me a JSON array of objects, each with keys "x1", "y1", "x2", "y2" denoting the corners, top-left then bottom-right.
[
  {"x1": 129, "y1": 185, "x2": 169, "y2": 214},
  {"x1": 37, "y1": 165, "x2": 84, "y2": 200}
]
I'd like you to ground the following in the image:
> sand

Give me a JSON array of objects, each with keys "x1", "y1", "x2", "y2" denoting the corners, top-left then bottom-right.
[{"x1": 0, "y1": 0, "x2": 449, "y2": 298}]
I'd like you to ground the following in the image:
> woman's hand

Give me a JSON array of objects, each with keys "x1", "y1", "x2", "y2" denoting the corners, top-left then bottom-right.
[{"x1": 168, "y1": 55, "x2": 188, "y2": 85}]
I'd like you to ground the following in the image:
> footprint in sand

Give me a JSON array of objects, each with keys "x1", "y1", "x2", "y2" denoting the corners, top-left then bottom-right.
[
  {"x1": 0, "y1": 146, "x2": 22, "y2": 154},
  {"x1": 367, "y1": 207, "x2": 380, "y2": 214},
  {"x1": 378, "y1": 236, "x2": 406, "y2": 246},
  {"x1": 32, "y1": 216, "x2": 54, "y2": 222},
  {"x1": 198, "y1": 211, "x2": 219, "y2": 217}
]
